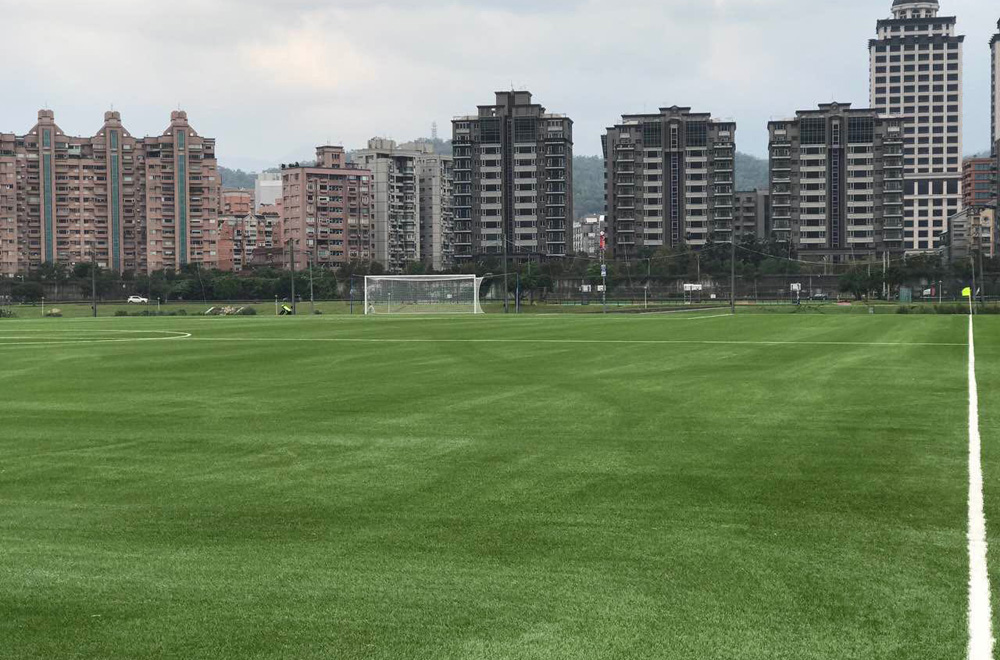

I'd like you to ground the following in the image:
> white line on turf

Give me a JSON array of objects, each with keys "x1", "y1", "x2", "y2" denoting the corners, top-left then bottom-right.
[
  {"x1": 967, "y1": 315, "x2": 994, "y2": 660},
  {"x1": 181, "y1": 337, "x2": 964, "y2": 348},
  {"x1": 0, "y1": 330, "x2": 191, "y2": 347}
]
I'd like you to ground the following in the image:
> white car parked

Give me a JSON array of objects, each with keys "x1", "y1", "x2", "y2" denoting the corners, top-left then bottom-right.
[{"x1": 127, "y1": 296, "x2": 149, "y2": 304}]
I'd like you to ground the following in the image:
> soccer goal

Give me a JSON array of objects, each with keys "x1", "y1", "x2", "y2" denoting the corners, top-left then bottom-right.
[{"x1": 364, "y1": 275, "x2": 485, "y2": 315}]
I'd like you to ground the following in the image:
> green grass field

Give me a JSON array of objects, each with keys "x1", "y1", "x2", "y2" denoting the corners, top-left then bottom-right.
[{"x1": 1, "y1": 311, "x2": 996, "y2": 659}]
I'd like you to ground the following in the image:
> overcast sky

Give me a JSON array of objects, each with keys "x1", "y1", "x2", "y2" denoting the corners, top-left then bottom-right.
[{"x1": 0, "y1": 0, "x2": 997, "y2": 170}]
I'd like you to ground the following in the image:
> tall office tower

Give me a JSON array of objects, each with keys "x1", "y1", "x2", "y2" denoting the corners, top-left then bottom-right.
[
  {"x1": 768, "y1": 103, "x2": 906, "y2": 262},
  {"x1": 733, "y1": 190, "x2": 770, "y2": 239},
  {"x1": 869, "y1": 0, "x2": 964, "y2": 252},
  {"x1": 602, "y1": 107, "x2": 736, "y2": 259},
  {"x1": 353, "y1": 138, "x2": 421, "y2": 272},
  {"x1": 416, "y1": 152, "x2": 455, "y2": 272},
  {"x1": 255, "y1": 172, "x2": 283, "y2": 209},
  {"x1": 280, "y1": 146, "x2": 374, "y2": 270},
  {"x1": 452, "y1": 91, "x2": 573, "y2": 263},
  {"x1": 143, "y1": 111, "x2": 221, "y2": 271}
]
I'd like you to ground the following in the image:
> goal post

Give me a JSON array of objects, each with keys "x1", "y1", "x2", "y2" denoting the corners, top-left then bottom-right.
[{"x1": 364, "y1": 275, "x2": 485, "y2": 315}]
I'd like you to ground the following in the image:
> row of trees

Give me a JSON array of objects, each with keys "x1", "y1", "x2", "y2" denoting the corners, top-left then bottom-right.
[
  {"x1": 3, "y1": 261, "x2": 390, "y2": 304},
  {"x1": 3, "y1": 244, "x2": 992, "y2": 304},
  {"x1": 838, "y1": 254, "x2": 1000, "y2": 300}
]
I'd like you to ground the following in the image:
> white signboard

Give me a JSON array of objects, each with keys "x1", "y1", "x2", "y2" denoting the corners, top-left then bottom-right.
[
  {"x1": 581, "y1": 285, "x2": 592, "y2": 293},
  {"x1": 790, "y1": 283, "x2": 803, "y2": 292},
  {"x1": 683, "y1": 284, "x2": 703, "y2": 292}
]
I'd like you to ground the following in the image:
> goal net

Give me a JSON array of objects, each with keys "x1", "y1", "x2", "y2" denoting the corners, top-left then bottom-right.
[{"x1": 364, "y1": 275, "x2": 485, "y2": 315}]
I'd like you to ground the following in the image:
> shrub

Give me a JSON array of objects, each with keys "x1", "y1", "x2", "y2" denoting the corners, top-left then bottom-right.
[
  {"x1": 115, "y1": 310, "x2": 129, "y2": 317},
  {"x1": 896, "y1": 306, "x2": 913, "y2": 314},
  {"x1": 0, "y1": 309, "x2": 17, "y2": 319},
  {"x1": 176, "y1": 309, "x2": 187, "y2": 316},
  {"x1": 239, "y1": 307, "x2": 258, "y2": 316}
]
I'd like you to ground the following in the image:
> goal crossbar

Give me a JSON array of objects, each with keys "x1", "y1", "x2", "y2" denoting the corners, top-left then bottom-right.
[{"x1": 364, "y1": 275, "x2": 485, "y2": 315}]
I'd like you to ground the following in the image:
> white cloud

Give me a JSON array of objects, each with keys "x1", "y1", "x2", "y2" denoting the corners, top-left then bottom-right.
[{"x1": 0, "y1": 0, "x2": 995, "y2": 169}]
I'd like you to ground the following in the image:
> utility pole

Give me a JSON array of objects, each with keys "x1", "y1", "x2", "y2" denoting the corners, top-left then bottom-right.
[
  {"x1": 502, "y1": 233, "x2": 509, "y2": 314},
  {"x1": 646, "y1": 257, "x2": 652, "y2": 310},
  {"x1": 308, "y1": 250, "x2": 315, "y2": 316},
  {"x1": 600, "y1": 230, "x2": 607, "y2": 314},
  {"x1": 730, "y1": 234, "x2": 736, "y2": 314},
  {"x1": 91, "y1": 250, "x2": 98, "y2": 318},
  {"x1": 971, "y1": 253, "x2": 978, "y2": 316},
  {"x1": 288, "y1": 240, "x2": 296, "y2": 316}
]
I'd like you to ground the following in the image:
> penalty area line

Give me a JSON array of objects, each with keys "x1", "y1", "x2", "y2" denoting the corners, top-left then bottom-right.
[{"x1": 967, "y1": 315, "x2": 995, "y2": 660}]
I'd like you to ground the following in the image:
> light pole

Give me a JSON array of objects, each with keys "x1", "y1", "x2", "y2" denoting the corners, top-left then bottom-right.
[
  {"x1": 288, "y1": 240, "x2": 297, "y2": 316},
  {"x1": 308, "y1": 250, "x2": 315, "y2": 316},
  {"x1": 600, "y1": 230, "x2": 607, "y2": 314},
  {"x1": 502, "y1": 232, "x2": 509, "y2": 314},
  {"x1": 91, "y1": 250, "x2": 98, "y2": 318},
  {"x1": 730, "y1": 232, "x2": 736, "y2": 315}
]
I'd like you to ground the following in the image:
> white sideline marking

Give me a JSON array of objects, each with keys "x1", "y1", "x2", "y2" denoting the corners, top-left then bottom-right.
[
  {"x1": 183, "y1": 337, "x2": 964, "y2": 348},
  {"x1": 967, "y1": 315, "x2": 994, "y2": 660},
  {"x1": 0, "y1": 330, "x2": 191, "y2": 347}
]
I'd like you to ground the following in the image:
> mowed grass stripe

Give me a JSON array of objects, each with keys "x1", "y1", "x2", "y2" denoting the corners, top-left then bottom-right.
[{"x1": 0, "y1": 314, "x2": 975, "y2": 659}]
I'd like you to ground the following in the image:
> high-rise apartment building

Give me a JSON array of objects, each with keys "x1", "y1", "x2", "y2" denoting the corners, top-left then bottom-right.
[
  {"x1": 0, "y1": 109, "x2": 219, "y2": 277},
  {"x1": 768, "y1": 103, "x2": 906, "y2": 261},
  {"x1": 992, "y1": 19, "x2": 999, "y2": 150},
  {"x1": 143, "y1": 111, "x2": 221, "y2": 272},
  {"x1": 217, "y1": 212, "x2": 281, "y2": 272},
  {"x1": 992, "y1": 20, "x2": 999, "y2": 206},
  {"x1": 734, "y1": 190, "x2": 770, "y2": 239},
  {"x1": 572, "y1": 214, "x2": 606, "y2": 257},
  {"x1": 962, "y1": 158, "x2": 994, "y2": 207},
  {"x1": 280, "y1": 146, "x2": 373, "y2": 270},
  {"x1": 353, "y1": 139, "x2": 456, "y2": 273},
  {"x1": 255, "y1": 172, "x2": 282, "y2": 209},
  {"x1": 869, "y1": 0, "x2": 964, "y2": 252},
  {"x1": 452, "y1": 91, "x2": 573, "y2": 262},
  {"x1": 603, "y1": 107, "x2": 736, "y2": 259},
  {"x1": 353, "y1": 139, "x2": 421, "y2": 272},
  {"x1": 416, "y1": 152, "x2": 455, "y2": 272}
]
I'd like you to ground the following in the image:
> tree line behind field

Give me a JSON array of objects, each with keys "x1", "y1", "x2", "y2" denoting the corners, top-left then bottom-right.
[{"x1": 2, "y1": 244, "x2": 995, "y2": 304}]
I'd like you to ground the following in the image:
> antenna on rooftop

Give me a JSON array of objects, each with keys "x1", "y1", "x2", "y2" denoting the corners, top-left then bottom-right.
[{"x1": 431, "y1": 122, "x2": 438, "y2": 140}]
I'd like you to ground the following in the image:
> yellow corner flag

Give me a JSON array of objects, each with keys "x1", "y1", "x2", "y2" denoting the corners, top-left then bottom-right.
[{"x1": 963, "y1": 287, "x2": 973, "y2": 297}]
